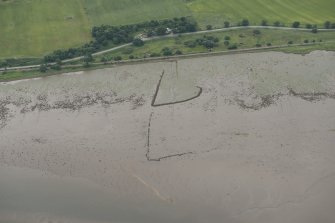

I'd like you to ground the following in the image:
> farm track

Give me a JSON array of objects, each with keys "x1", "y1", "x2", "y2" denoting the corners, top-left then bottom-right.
[{"x1": 2, "y1": 26, "x2": 335, "y2": 72}]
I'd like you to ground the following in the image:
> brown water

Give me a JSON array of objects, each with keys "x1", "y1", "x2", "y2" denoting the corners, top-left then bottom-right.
[{"x1": 1, "y1": 51, "x2": 335, "y2": 223}]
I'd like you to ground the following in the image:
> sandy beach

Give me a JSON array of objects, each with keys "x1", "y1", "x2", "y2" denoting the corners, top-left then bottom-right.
[{"x1": 1, "y1": 51, "x2": 335, "y2": 223}]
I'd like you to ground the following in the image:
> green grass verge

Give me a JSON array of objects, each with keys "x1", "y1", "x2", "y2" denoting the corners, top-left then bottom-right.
[{"x1": 94, "y1": 29, "x2": 335, "y2": 60}]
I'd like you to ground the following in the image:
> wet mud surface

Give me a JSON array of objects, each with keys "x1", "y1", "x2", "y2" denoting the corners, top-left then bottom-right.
[{"x1": 1, "y1": 51, "x2": 335, "y2": 223}]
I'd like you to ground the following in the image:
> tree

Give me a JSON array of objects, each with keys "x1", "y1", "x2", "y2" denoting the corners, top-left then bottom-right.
[
  {"x1": 311, "y1": 26, "x2": 318, "y2": 33},
  {"x1": 206, "y1": 25, "x2": 212, "y2": 30},
  {"x1": 133, "y1": 38, "x2": 144, "y2": 47},
  {"x1": 324, "y1": 21, "x2": 331, "y2": 29},
  {"x1": 39, "y1": 64, "x2": 48, "y2": 73},
  {"x1": 114, "y1": 56, "x2": 122, "y2": 61},
  {"x1": 331, "y1": 23, "x2": 335, "y2": 29},
  {"x1": 305, "y1": 24, "x2": 312, "y2": 29},
  {"x1": 0, "y1": 60, "x2": 9, "y2": 70},
  {"x1": 253, "y1": 29, "x2": 261, "y2": 35},
  {"x1": 240, "y1": 19, "x2": 249, "y2": 26},
  {"x1": 156, "y1": 27, "x2": 167, "y2": 36},
  {"x1": 100, "y1": 56, "x2": 108, "y2": 64},
  {"x1": 261, "y1": 20, "x2": 268, "y2": 26},
  {"x1": 161, "y1": 47, "x2": 173, "y2": 56},
  {"x1": 273, "y1": 21, "x2": 281, "y2": 27},
  {"x1": 224, "y1": 21, "x2": 230, "y2": 28},
  {"x1": 203, "y1": 40, "x2": 215, "y2": 49},
  {"x1": 83, "y1": 53, "x2": 93, "y2": 67},
  {"x1": 292, "y1": 21, "x2": 300, "y2": 28}
]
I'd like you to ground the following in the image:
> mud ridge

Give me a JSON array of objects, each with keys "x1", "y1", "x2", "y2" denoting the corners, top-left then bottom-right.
[
  {"x1": 151, "y1": 70, "x2": 203, "y2": 107},
  {"x1": 288, "y1": 88, "x2": 335, "y2": 102},
  {"x1": 145, "y1": 112, "x2": 194, "y2": 162}
]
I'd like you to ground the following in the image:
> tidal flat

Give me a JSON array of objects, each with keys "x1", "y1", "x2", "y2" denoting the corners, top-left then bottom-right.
[{"x1": 1, "y1": 51, "x2": 335, "y2": 223}]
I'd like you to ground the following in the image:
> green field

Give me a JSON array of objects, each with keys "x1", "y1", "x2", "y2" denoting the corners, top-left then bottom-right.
[{"x1": 1, "y1": 0, "x2": 335, "y2": 58}]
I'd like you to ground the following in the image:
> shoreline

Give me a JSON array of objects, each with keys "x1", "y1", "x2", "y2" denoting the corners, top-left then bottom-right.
[{"x1": 1, "y1": 42, "x2": 334, "y2": 83}]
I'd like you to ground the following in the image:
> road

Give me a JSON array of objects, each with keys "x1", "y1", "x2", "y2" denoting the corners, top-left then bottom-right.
[{"x1": 1, "y1": 26, "x2": 335, "y2": 72}]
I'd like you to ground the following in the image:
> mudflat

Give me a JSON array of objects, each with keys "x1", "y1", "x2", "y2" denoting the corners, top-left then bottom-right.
[{"x1": 1, "y1": 51, "x2": 335, "y2": 223}]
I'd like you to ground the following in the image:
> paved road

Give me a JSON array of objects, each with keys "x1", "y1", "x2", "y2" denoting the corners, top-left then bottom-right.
[{"x1": 1, "y1": 26, "x2": 335, "y2": 71}]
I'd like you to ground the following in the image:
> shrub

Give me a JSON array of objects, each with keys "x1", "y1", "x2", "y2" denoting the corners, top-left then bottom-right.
[
  {"x1": 114, "y1": 56, "x2": 122, "y2": 61},
  {"x1": 133, "y1": 38, "x2": 144, "y2": 47},
  {"x1": 150, "y1": 52, "x2": 161, "y2": 57},
  {"x1": 255, "y1": 43, "x2": 262, "y2": 47},
  {"x1": 39, "y1": 64, "x2": 48, "y2": 73},
  {"x1": 129, "y1": 55, "x2": 134, "y2": 59},
  {"x1": 292, "y1": 21, "x2": 300, "y2": 28},
  {"x1": 184, "y1": 40, "x2": 197, "y2": 48},
  {"x1": 224, "y1": 36, "x2": 231, "y2": 41},
  {"x1": 305, "y1": 24, "x2": 312, "y2": 29},
  {"x1": 266, "y1": 43, "x2": 272, "y2": 46},
  {"x1": 162, "y1": 47, "x2": 173, "y2": 56},
  {"x1": 227, "y1": 44, "x2": 237, "y2": 50},
  {"x1": 304, "y1": 39, "x2": 309, "y2": 43},
  {"x1": 175, "y1": 50, "x2": 182, "y2": 55},
  {"x1": 253, "y1": 29, "x2": 261, "y2": 35},
  {"x1": 288, "y1": 40, "x2": 293, "y2": 44},
  {"x1": 224, "y1": 40, "x2": 230, "y2": 46},
  {"x1": 224, "y1": 21, "x2": 230, "y2": 28},
  {"x1": 240, "y1": 19, "x2": 250, "y2": 26},
  {"x1": 273, "y1": 21, "x2": 281, "y2": 27},
  {"x1": 261, "y1": 20, "x2": 268, "y2": 26},
  {"x1": 324, "y1": 21, "x2": 331, "y2": 29},
  {"x1": 206, "y1": 25, "x2": 212, "y2": 30}
]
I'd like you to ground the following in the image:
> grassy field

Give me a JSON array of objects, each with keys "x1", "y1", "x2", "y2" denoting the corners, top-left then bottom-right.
[
  {"x1": 1, "y1": 0, "x2": 334, "y2": 58},
  {"x1": 0, "y1": 0, "x2": 91, "y2": 59},
  {"x1": 187, "y1": 0, "x2": 335, "y2": 28}
]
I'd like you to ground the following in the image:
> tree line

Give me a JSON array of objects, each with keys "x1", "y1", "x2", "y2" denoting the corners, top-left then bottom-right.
[{"x1": 43, "y1": 17, "x2": 197, "y2": 63}]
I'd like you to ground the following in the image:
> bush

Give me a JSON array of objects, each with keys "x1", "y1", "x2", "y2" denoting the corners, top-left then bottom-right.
[
  {"x1": 133, "y1": 38, "x2": 144, "y2": 46},
  {"x1": 306, "y1": 24, "x2": 313, "y2": 29},
  {"x1": 129, "y1": 55, "x2": 134, "y2": 59},
  {"x1": 311, "y1": 27, "x2": 318, "y2": 33},
  {"x1": 292, "y1": 21, "x2": 300, "y2": 28},
  {"x1": 50, "y1": 64, "x2": 61, "y2": 70},
  {"x1": 114, "y1": 56, "x2": 122, "y2": 61},
  {"x1": 206, "y1": 25, "x2": 212, "y2": 30},
  {"x1": 273, "y1": 21, "x2": 281, "y2": 27},
  {"x1": 227, "y1": 44, "x2": 237, "y2": 50},
  {"x1": 288, "y1": 40, "x2": 293, "y2": 44},
  {"x1": 224, "y1": 36, "x2": 230, "y2": 40},
  {"x1": 162, "y1": 47, "x2": 173, "y2": 56},
  {"x1": 175, "y1": 50, "x2": 182, "y2": 55},
  {"x1": 255, "y1": 43, "x2": 262, "y2": 47},
  {"x1": 224, "y1": 21, "x2": 230, "y2": 28},
  {"x1": 324, "y1": 21, "x2": 331, "y2": 29},
  {"x1": 253, "y1": 29, "x2": 261, "y2": 35},
  {"x1": 224, "y1": 40, "x2": 230, "y2": 46},
  {"x1": 184, "y1": 40, "x2": 197, "y2": 48},
  {"x1": 261, "y1": 20, "x2": 268, "y2": 26},
  {"x1": 150, "y1": 52, "x2": 161, "y2": 57},
  {"x1": 304, "y1": 39, "x2": 309, "y2": 43},
  {"x1": 39, "y1": 64, "x2": 48, "y2": 73},
  {"x1": 240, "y1": 19, "x2": 250, "y2": 26},
  {"x1": 266, "y1": 43, "x2": 272, "y2": 46}
]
